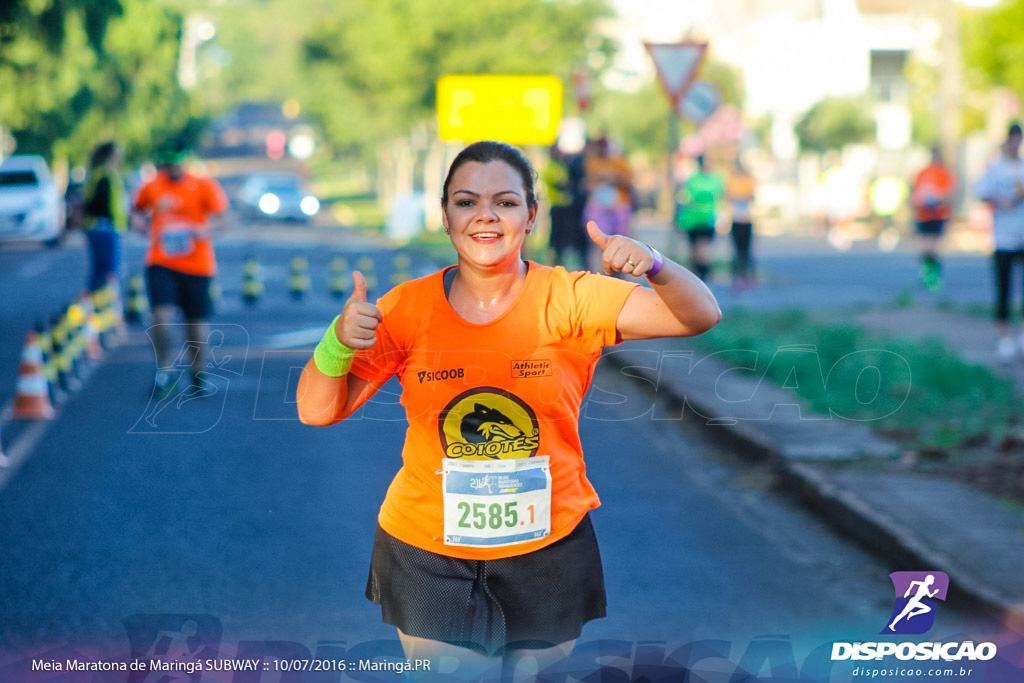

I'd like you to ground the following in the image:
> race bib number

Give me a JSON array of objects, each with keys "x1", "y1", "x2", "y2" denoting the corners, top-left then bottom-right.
[
  {"x1": 161, "y1": 224, "x2": 196, "y2": 257},
  {"x1": 441, "y1": 456, "x2": 551, "y2": 548}
]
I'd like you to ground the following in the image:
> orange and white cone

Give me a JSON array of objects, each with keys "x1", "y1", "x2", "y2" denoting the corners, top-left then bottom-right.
[
  {"x1": 13, "y1": 331, "x2": 56, "y2": 420},
  {"x1": 79, "y1": 292, "x2": 102, "y2": 361}
]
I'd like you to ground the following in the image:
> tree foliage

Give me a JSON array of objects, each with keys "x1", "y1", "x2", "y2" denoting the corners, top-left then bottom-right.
[
  {"x1": 587, "y1": 82, "x2": 671, "y2": 159},
  {"x1": 584, "y1": 57, "x2": 741, "y2": 160},
  {"x1": 962, "y1": 0, "x2": 1024, "y2": 100},
  {"x1": 794, "y1": 96, "x2": 875, "y2": 154},
  {"x1": 300, "y1": 0, "x2": 614, "y2": 157},
  {"x1": 1, "y1": 0, "x2": 193, "y2": 165}
]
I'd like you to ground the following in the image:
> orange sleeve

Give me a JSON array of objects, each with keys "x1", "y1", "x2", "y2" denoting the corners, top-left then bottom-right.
[
  {"x1": 568, "y1": 271, "x2": 638, "y2": 352},
  {"x1": 204, "y1": 178, "x2": 229, "y2": 214}
]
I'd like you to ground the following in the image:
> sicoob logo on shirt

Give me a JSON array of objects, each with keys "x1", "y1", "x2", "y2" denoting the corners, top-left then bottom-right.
[{"x1": 439, "y1": 387, "x2": 540, "y2": 459}]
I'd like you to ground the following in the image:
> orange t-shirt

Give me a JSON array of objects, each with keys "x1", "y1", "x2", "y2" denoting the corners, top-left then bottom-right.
[
  {"x1": 134, "y1": 172, "x2": 228, "y2": 276},
  {"x1": 350, "y1": 263, "x2": 638, "y2": 560},
  {"x1": 911, "y1": 164, "x2": 955, "y2": 222}
]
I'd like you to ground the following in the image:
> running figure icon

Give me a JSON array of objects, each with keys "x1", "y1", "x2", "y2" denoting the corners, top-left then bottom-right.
[{"x1": 888, "y1": 574, "x2": 939, "y2": 632}]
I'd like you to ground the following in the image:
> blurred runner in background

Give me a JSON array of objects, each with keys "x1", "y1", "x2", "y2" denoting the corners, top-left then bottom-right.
[
  {"x1": 541, "y1": 144, "x2": 587, "y2": 269},
  {"x1": 675, "y1": 154, "x2": 724, "y2": 282},
  {"x1": 910, "y1": 146, "x2": 956, "y2": 291},
  {"x1": 583, "y1": 137, "x2": 633, "y2": 272},
  {"x1": 131, "y1": 140, "x2": 228, "y2": 396},
  {"x1": 726, "y1": 158, "x2": 756, "y2": 290},
  {"x1": 974, "y1": 123, "x2": 1024, "y2": 365},
  {"x1": 83, "y1": 141, "x2": 128, "y2": 292}
]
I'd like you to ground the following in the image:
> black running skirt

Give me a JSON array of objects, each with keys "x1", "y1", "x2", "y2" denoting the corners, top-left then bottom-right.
[{"x1": 365, "y1": 514, "x2": 606, "y2": 655}]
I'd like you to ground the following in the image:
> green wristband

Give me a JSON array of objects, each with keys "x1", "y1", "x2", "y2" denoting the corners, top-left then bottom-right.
[{"x1": 313, "y1": 315, "x2": 355, "y2": 377}]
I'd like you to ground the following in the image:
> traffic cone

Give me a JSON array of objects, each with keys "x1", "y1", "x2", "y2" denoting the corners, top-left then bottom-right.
[
  {"x1": 13, "y1": 331, "x2": 56, "y2": 420},
  {"x1": 79, "y1": 292, "x2": 103, "y2": 361},
  {"x1": 357, "y1": 255, "x2": 378, "y2": 296},
  {"x1": 93, "y1": 281, "x2": 121, "y2": 347},
  {"x1": 329, "y1": 255, "x2": 348, "y2": 299},
  {"x1": 289, "y1": 254, "x2": 310, "y2": 301},
  {"x1": 36, "y1": 320, "x2": 65, "y2": 405},
  {"x1": 391, "y1": 252, "x2": 412, "y2": 287},
  {"x1": 124, "y1": 272, "x2": 148, "y2": 324},
  {"x1": 91, "y1": 286, "x2": 111, "y2": 344},
  {"x1": 65, "y1": 301, "x2": 88, "y2": 379},
  {"x1": 242, "y1": 255, "x2": 263, "y2": 306},
  {"x1": 51, "y1": 313, "x2": 79, "y2": 393}
]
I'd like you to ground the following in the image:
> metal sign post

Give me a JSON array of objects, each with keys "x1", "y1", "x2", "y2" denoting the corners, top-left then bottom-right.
[{"x1": 644, "y1": 41, "x2": 708, "y2": 217}]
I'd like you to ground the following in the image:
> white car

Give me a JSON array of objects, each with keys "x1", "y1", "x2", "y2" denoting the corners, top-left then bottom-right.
[
  {"x1": 0, "y1": 155, "x2": 65, "y2": 246},
  {"x1": 237, "y1": 172, "x2": 320, "y2": 223}
]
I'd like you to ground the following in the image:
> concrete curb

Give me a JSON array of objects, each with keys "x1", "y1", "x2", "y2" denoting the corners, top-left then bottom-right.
[
  {"x1": 606, "y1": 343, "x2": 1024, "y2": 630},
  {"x1": 779, "y1": 462, "x2": 1024, "y2": 633}
]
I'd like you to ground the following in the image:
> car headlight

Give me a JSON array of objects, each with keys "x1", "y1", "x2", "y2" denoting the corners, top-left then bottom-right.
[
  {"x1": 300, "y1": 196, "x2": 320, "y2": 216},
  {"x1": 258, "y1": 193, "x2": 280, "y2": 214}
]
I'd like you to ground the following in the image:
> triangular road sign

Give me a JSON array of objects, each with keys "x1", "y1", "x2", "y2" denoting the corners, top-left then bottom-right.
[{"x1": 645, "y1": 41, "x2": 707, "y2": 104}]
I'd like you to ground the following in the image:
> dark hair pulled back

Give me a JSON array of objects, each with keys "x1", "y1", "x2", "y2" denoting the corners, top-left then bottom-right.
[{"x1": 441, "y1": 141, "x2": 538, "y2": 208}]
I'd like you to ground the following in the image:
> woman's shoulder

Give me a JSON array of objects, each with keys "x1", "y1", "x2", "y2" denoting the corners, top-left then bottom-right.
[
  {"x1": 529, "y1": 262, "x2": 631, "y2": 297},
  {"x1": 529, "y1": 262, "x2": 578, "y2": 287}
]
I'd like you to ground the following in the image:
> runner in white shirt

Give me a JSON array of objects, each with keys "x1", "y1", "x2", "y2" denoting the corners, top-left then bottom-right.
[{"x1": 974, "y1": 123, "x2": 1024, "y2": 364}]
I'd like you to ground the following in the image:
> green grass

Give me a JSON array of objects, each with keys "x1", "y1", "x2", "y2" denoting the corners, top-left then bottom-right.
[{"x1": 690, "y1": 309, "x2": 1016, "y2": 449}]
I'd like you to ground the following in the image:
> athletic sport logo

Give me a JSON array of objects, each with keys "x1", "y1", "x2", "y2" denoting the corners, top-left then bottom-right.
[
  {"x1": 439, "y1": 387, "x2": 540, "y2": 459},
  {"x1": 882, "y1": 571, "x2": 949, "y2": 635}
]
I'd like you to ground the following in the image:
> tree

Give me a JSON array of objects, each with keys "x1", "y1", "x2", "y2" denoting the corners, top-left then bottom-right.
[
  {"x1": 794, "y1": 96, "x2": 875, "y2": 154},
  {"x1": 587, "y1": 82, "x2": 670, "y2": 159},
  {"x1": 962, "y1": 0, "x2": 1024, "y2": 100},
  {"x1": 585, "y1": 57, "x2": 742, "y2": 160},
  {"x1": 300, "y1": 0, "x2": 613, "y2": 158},
  {"x1": 0, "y1": 0, "x2": 123, "y2": 56},
  {"x1": 0, "y1": 0, "x2": 193, "y2": 165}
]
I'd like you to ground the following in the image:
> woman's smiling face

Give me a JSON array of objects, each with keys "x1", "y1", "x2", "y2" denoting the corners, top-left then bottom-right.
[{"x1": 442, "y1": 161, "x2": 537, "y2": 270}]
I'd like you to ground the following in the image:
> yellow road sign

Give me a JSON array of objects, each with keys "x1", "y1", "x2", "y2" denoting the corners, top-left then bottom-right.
[{"x1": 437, "y1": 75, "x2": 563, "y2": 145}]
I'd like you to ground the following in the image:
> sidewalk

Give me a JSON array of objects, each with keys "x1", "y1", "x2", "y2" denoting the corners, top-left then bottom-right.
[{"x1": 608, "y1": 223, "x2": 1024, "y2": 633}]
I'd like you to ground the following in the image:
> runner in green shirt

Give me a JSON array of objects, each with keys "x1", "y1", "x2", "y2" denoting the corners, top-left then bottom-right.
[{"x1": 675, "y1": 155, "x2": 724, "y2": 281}]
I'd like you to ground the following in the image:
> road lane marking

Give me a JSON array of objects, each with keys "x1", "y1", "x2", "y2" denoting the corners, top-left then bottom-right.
[
  {"x1": 261, "y1": 328, "x2": 324, "y2": 349},
  {"x1": 0, "y1": 404, "x2": 57, "y2": 492}
]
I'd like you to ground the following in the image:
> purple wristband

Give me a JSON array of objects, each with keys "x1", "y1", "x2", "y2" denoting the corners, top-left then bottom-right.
[{"x1": 645, "y1": 244, "x2": 665, "y2": 277}]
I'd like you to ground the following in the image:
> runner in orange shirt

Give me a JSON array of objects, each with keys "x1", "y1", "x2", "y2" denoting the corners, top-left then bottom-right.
[
  {"x1": 297, "y1": 141, "x2": 721, "y2": 681},
  {"x1": 132, "y1": 140, "x2": 228, "y2": 396},
  {"x1": 911, "y1": 146, "x2": 956, "y2": 291}
]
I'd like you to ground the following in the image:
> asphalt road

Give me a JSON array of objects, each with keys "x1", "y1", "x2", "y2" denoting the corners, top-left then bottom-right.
[{"x1": 0, "y1": 223, "x2": 999, "y2": 681}]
